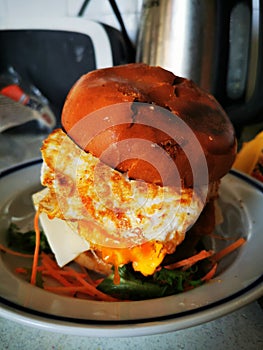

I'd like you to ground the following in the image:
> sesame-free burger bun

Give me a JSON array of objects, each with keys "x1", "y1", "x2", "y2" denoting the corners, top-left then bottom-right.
[{"x1": 61, "y1": 63, "x2": 236, "y2": 187}]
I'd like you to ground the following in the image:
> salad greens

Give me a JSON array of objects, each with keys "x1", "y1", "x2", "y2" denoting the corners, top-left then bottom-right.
[
  {"x1": 97, "y1": 264, "x2": 204, "y2": 300},
  {"x1": 5, "y1": 223, "x2": 208, "y2": 300},
  {"x1": 7, "y1": 223, "x2": 51, "y2": 254}
]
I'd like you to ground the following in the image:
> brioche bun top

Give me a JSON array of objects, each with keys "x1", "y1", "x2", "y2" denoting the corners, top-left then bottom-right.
[{"x1": 61, "y1": 63, "x2": 236, "y2": 187}]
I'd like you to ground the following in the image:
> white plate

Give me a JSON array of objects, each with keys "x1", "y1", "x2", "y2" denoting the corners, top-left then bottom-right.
[{"x1": 0, "y1": 160, "x2": 262, "y2": 337}]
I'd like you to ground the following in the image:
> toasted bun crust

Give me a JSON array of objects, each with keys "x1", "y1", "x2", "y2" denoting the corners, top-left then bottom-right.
[{"x1": 62, "y1": 63, "x2": 236, "y2": 187}]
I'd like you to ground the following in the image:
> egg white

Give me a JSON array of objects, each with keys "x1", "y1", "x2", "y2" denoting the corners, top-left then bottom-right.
[{"x1": 33, "y1": 128, "x2": 205, "y2": 268}]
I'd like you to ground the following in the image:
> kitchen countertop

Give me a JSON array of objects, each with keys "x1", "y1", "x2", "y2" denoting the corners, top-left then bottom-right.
[
  {"x1": 0, "y1": 302, "x2": 262, "y2": 350},
  {"x1": 0, "y1": 124, "x2": 262, "y2": 350}
]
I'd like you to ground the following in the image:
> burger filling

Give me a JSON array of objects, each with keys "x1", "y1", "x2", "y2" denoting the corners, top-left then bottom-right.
[{"x1": 33, "y1": 128, "x2": 207, "y2": 278}]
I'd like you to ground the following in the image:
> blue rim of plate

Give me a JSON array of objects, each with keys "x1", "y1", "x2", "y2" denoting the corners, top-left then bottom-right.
[{"x1": 0, "y1": 159, "x2": 262, "y2": 327}]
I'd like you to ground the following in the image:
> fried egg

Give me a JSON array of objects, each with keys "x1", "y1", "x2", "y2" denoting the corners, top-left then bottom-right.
[{"x1": 33, "y1": 128, "x2": 205, "y2": 276}]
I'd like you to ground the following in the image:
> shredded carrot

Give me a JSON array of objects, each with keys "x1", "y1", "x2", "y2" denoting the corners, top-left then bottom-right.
[
  {"x1": 93, "y1": 278, "x2": 105, "y2": 287},
  {"x1": 73, "y1": 275, "x2": 117, "y2": 301},
  {"x1": 42, "y1": 266, "x2": 73, "y2": 287},
  {"x1": 164, "y1": 250, "x2": 214, "y2": 270},
  {"x1": 9, "y1": 207, "x2": 247, "y2": 301},
  {"x1": 15, "y1": 267, "x2": 28, "y2": 275},
  {"x1": 43, "y1": 286, "x2": 90, "y2": 293},
  {"x1": 201, "y1": 263, "x2": 218, "y2": 282},
  {"x1": 41, "y1": 256, "x2": 72, "y2": 287},
  {"x1": 209, "y1": 233, "x2": 234, "y2": 241},
  {"x1": 38, "y1": 252, "x2": 118, "y2": 301},
  {"x1": 59, "y1": 270, "x2": 87, "y2": 278},
  {"x1": 41, "y1": 252, "x2": 59, "y2": 269},
  {"x1": 30, "y1": 210, "x2": 41, "y2": 285},
  {"x1": 113, "y1": 265, "x2": 120, "y2": 285},
  {"x1": 0, "y1": 243, "x2": 34, "y2": 258},
  {"x1": 210, "y1": 237, "x2": 246, "y2": 264},
  {"x1": 64, "y1": 266, "x2": 96, "y2": 286},
  {"x1": 43, "y1": 285, "x2": 117, "y2": 301}
]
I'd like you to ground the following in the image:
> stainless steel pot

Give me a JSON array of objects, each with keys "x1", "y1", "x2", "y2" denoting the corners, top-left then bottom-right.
[{"x1": 136, "y1": 0, "x2": 263, "y2": 127}]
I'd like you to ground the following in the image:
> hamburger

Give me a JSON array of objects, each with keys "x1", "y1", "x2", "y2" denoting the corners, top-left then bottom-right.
[{"x1": 32, "y1": 63, "x2": 236, "y2": 291}]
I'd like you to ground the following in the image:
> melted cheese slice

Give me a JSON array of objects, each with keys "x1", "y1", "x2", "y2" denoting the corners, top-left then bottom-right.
[
  {"x1": 33, "y1": 189, "x2": 90, "y2": 267},
  {"x1": 40, "y1": 212, "x2": 90, "y2": 267},
  {"x1": 35, "y1": 128, "x2": 205, "y2": 275}
]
